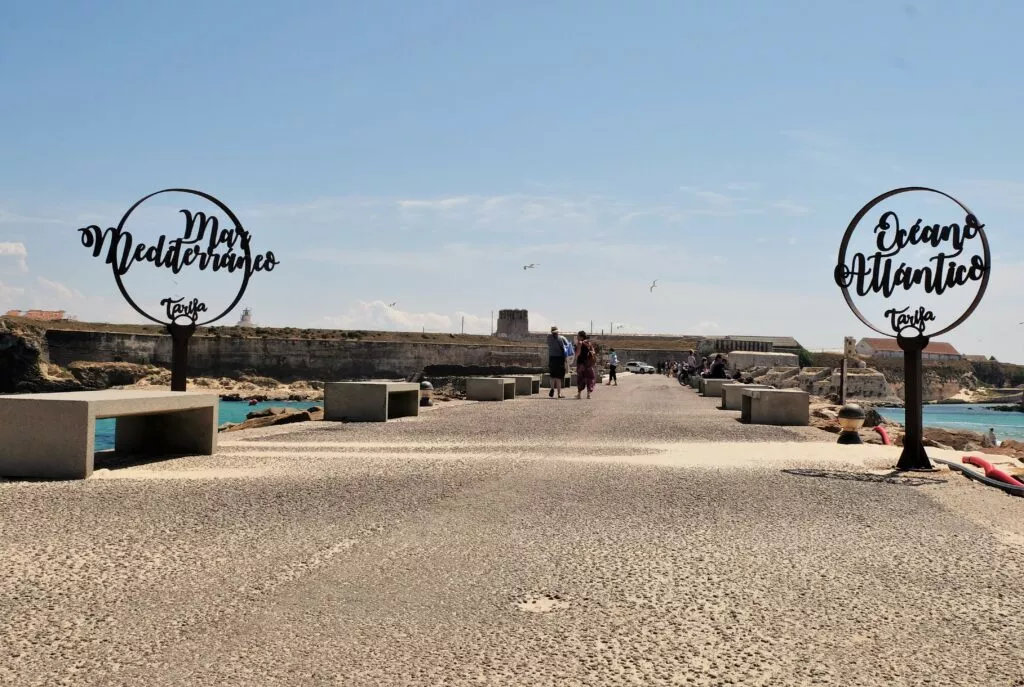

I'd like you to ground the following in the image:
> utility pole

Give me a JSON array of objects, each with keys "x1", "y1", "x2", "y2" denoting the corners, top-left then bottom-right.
[
  {"x1": 461, "y1": 316, "x2": 465, "y2": 334},
  {"x1": 590, "y1": 319, "x2": 593, "y2": 335},
  {"x1": 490, "y1": 310, "x2": 494, "y2": 336}
]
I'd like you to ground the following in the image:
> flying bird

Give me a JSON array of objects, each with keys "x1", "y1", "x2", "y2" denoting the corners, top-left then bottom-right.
[
  {"x1": 522, "y1": 264, "x2": 539, "y2": 271},
  {"x1": 649, "y1": 279, "x2": 659, "y2": 292},
  {"x1": 388, "y1": 302, "x2": 397, "y2": 308}
]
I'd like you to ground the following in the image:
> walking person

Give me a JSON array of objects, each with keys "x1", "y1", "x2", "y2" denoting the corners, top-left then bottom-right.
[
  {"x1": 606, "y1": 348, "x2": 619, "y2": 385},
  {"x1": 575, "y1": 330, "x2": 597, "y2": 399},
  {"x1": 546, "y1": 325, "x2": 570, "y2": 399}
]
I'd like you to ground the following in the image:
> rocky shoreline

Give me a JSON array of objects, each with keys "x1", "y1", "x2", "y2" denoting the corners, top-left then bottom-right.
[{"x1": 809, "y1": 398, "x2": 1024, "y2": 462}]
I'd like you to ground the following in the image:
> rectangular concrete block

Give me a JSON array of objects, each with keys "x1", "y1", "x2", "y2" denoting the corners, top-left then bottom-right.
[
  {"x1": 701, "y1": 378, "x2": 732, "y2": 398},
  {"x1": 689, "y1": 376, "x2": 700, "y2": 389},
  {"x1": 466, "y1": 377, "x2": 516, "y2": 401},
  {"x1": 510, "y1": 376, "x2": 539, "y2": 396},
  {"x1": 741, "y1": 389, "x2": 810, "y2": 426},
  {"x1": 0, "y1": 390, "x2": 218, "y2": 480},
  {"x1": 721, "y1": 384, "x2": 774, "y2": 410},
  {"x1": 324, "y1": 382, "x2": 420, "y2": 422}
]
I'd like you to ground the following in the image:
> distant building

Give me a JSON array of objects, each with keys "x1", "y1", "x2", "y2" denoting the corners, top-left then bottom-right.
[
  {"x1": 964, "y1": 355, "x2": 990, "y2": 363},
  {"x1": 4, "y1": 309, "x2": 67, "y2": 322},
  {"x1": 496, "y1": 309, "x2": 529, "y2": 339},
  {"x1": 701, "y1": 335, "x2": 804, "y2": 356},
  {"x1": 236, "y1": 307, "x2": 256, "y2": 328},
  {"x1": 856, "y1": 337, "x2": 963, "y2": 361}
]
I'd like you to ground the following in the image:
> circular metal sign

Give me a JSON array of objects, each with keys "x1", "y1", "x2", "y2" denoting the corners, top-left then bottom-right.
[
  {"x1": 834, "y1": 186, "x2": 990, "y2": 338},
  {"x1": 77, "y1": 188, "x2": 277, "y2": 327}
]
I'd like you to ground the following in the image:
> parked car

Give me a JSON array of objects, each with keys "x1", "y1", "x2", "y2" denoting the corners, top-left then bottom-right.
[{"x1": 625, "y1": 361, "x2": 655, "y2": 374}]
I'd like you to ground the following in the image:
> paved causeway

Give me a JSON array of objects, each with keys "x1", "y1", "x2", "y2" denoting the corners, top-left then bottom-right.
[{"x1": 3, "y1": 374, "x2": 1024, "y2": 686}]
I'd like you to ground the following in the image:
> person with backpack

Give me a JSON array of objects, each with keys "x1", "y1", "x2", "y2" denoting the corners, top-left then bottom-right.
[
  {"x1": 546, "y1": 325, "x2": 571, "y2": 398},
  {"x1": 606, "y1": 348, "x2": 618, "y2": 386},
  {"x1": 575, "y1": 330, "x2": 597, "y2": 399}
]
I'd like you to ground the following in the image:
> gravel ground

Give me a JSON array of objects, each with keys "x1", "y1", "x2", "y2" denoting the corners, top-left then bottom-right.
[{"x1": 2, "y1": 373, "x2": 1023, "y2": 686}]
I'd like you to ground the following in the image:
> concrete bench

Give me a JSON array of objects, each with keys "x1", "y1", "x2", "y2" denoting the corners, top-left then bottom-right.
[
  {"x1": 689, "y1": 376, "x2": 701, "y2": 390},
  {"x1": 510, "y1": 375, "x2": 541, "y2": 396},
  {"x1": 741, "y1": 389, "x2": 809, "y2": 426},
  {"x1": 466, "y1": 377, "x2": 516, "y2": 401},
  {"x1": 0, "y1": 390, "x2": 218, "y2": 480},
  {"x1": 720, "y1": 383, "x2": 774, "y2": 410},
  {"x1": 324, "y1": 382, "x2": 420, "y2": 422},
  {"x1": 700, "y1": 378, "x2": 733, "y2": 398},
  {"x1": 541, "y1": 373, "x2": 572, "y2": 388}
]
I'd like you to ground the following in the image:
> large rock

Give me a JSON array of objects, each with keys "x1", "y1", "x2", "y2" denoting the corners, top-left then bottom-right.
[
  {"x1": 67, "y1": 361, "x2": 158, "y2": 389},
  {"x1": 221, "y1": 408, "x2": 317, "y2": 433},
  {"x1": 0, "y1": 320, "x2": 81, "y2": 393}
]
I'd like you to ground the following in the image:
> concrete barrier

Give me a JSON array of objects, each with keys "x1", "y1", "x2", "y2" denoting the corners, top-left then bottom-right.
[
  {"x1": 701, "y1": 378, "x2": 732, "y2": 398},
  {"x1": 325, "y1": 382, "x2": 420, "y2": 422},
  {"x1": 689, "y1": 376, "x2": 700, "y2": 390},
  {"x1": 0, "y1": 390, "x2": 218, "y2": 480},
  {"x1": 466, "y1": 377, "x2": 516, "y2": 401},
  {"x1": 741, "y1": 389, "x2": 809, "y2": 426},
  {"x1": 541, "y1": 373, "x2": 572, "y2": 388},
  {"x1": 721, "y1": 383, "x2": 774, "y2": 410},
  {"x1": 510, "y1": 375, "x2": 540, "y2": 396}
]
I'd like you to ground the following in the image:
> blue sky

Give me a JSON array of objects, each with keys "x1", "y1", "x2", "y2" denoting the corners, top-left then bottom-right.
[{"x1": 3, "y1": 1, "x2": 1024, "y2": 360}]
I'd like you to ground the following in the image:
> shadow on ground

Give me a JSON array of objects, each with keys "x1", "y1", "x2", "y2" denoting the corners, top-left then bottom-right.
[{"x1": 782, "y1": 468, "x2": 947, "y2": 487}]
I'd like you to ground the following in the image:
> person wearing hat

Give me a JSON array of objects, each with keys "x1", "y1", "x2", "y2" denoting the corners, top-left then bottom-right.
[{"x1": 546, "y1": 325, "x2": 571, "y2": 398}]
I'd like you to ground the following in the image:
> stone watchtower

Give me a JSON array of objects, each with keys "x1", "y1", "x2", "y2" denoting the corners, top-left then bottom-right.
[{"x1": 496, "y1": 309, "x2": 529, "y2": 339}]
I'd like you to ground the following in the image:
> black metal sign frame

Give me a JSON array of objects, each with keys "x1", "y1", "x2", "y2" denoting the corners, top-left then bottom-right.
[
  {"x1": 834, "y1": 186, "x2": 990, "y2": 471},
  {"x1": 78, "y1": 188, "x2": 277, "y2": 391}
]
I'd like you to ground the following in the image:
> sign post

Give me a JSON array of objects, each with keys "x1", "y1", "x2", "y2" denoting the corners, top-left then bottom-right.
[
  {"x1": 834, "y1": 187, "x2": 990, "y2": 471},
  {"x1": 78, "y1": 188, "x2": 277, "y2": 391}
]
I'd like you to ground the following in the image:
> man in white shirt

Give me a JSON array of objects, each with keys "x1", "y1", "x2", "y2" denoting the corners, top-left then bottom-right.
[{"x1": 606, "y1": 348, "x2": 619, "y2": 386}]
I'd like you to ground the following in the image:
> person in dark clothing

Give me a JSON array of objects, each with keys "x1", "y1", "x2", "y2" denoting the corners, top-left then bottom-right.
[
  {"x1": 708, "y1": 354, "x2": 727, "y2": 379},
  {"x1": 546, "y1": 325, "x2": 570, "y2": 398}
]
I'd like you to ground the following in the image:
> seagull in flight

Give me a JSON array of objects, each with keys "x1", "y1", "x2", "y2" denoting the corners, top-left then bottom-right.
[
  {"x1": 522, "y1": 263, "x2": 539, "y2": 271},
  {"x1": 387, "y1": 301, "x2": 398, "y2": 308},
  {"x1": 649, "y1": 279, "x2": 659, "y2": 292}
]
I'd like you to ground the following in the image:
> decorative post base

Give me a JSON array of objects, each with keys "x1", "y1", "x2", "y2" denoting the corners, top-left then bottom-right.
[
  {"x1": 167, "y1": 322, "x2": 197, "y2": 392},
  {"x1": 895, "y1": 334, "x2": 933, "y2": 471}
]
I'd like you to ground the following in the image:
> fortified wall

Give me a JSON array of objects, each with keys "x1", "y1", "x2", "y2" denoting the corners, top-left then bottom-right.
[
  {"x1": 42, "y1": 329, "x2": 704, "y2": 382},
  {"x1": 45, "y1": 330, "x2": 547, "y2": 381}
]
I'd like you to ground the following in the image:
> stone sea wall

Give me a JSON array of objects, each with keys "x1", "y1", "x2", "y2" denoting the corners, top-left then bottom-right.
[
  {"x1": 42, "y1": 330, "x2": 696, "y2": 381},
  {"x1": 45, "y1": 330, "x2": 548, "y2": 381}
]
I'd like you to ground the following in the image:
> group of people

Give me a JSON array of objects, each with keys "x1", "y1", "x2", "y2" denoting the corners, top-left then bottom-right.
[
  {"x1": 546, "y1": 326, "x2": 609, "y2": 400},
  {"x1": 545, "y1": 331, "x2": 739, "y2": 399},
  {"x1": 659, "y1": 351, "x2": 731, "y2": 385}
]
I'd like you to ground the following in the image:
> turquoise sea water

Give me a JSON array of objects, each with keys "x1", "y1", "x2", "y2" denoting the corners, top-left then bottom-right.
[
  {"x1": 94, "y1": 400, "x2": 316, "y2": 452},
  {"x1": 877, "y1": 404, "x2": 1024, "y2": 441}
]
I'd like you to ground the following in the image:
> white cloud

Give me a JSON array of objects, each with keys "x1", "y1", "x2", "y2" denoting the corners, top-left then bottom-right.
[
  {"x1": 453, "y1": 311, "x2": 492, "y2": 335},
  {"x1": 0, "y1": 242, "x2": 28, "y2": 273},
  {"x1": 0, "y1": 281, "x2": 26, "y2": 308},
  {"x1": 770, "y1": 200, "x2": 811, "y2": 215},
  {"x1": 36, "y1": 276, "x2": 84, "y2": 302},
  {"x1": 0, "y1": 209, "x2": 65, "y2": 226},
  {"x1": 398, "y1": 197, "x2": 471, "y2": 210},
  {"x1": 322, "y1": 300, "x2": 469, "y2": 333}
]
